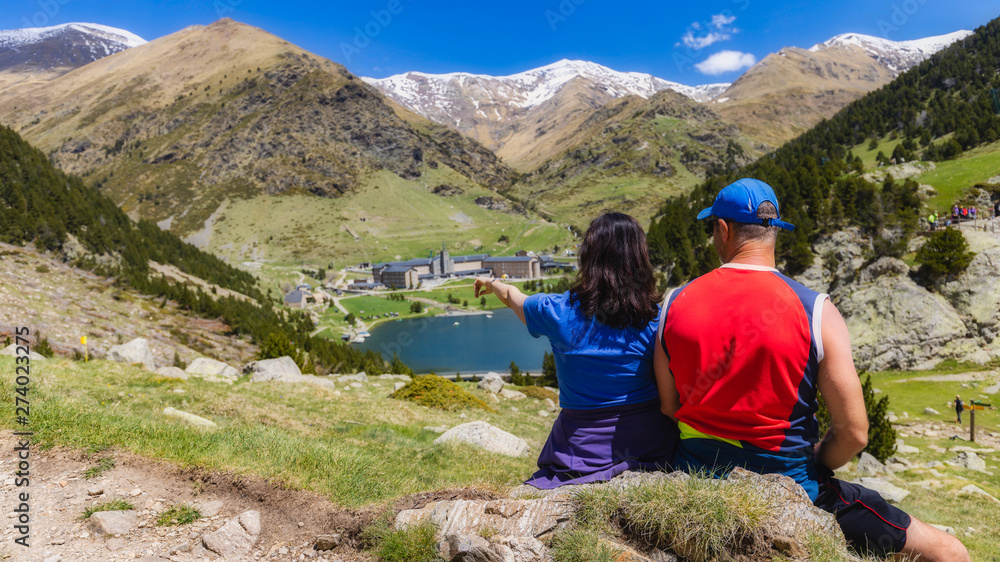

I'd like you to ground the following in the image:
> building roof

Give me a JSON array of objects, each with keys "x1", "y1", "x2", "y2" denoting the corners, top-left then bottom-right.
[
  {"x1": 483, "y1": 256, "x2": 537, "y2": 263},
  {"x1": 284, "y1": 290, "x2": 305, "y2": 303},
  {"x1": 382, "y1": 265, "x2": 417, "y2": 274},
  {"x1": 452, "y1": 253, "x2": 490, "y2": 263}
]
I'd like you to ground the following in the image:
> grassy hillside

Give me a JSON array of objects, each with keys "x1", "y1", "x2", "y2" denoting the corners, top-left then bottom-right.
[{"x1": 202, "y1": 167, "x2": 574, "y2": 265}]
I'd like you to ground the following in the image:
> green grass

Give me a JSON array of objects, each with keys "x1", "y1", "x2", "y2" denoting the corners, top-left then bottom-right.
[
  {"x1": 156, "y1": 504, "x2": 202, "y2": 526},
  {"x1": 340, "y1": 295, "x2": 423, "y2": 318},
  {"x1": 82, "y1": 499, "x2": 135, "y2": 519},
  {"x1": 912, "y1": 140, "x2": 1000, "y2": 211},
  {"x1": 361, "y1": 516, "x2": 439, "y2": 562},
  {"x1": 84, "y1": 456, "x2": 116, "y2": 479},
  {"x1": 0, "y1": 356, "x2": 553, "y2": 508}
]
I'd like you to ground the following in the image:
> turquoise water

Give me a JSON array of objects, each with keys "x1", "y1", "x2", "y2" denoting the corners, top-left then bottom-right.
[{"x1": 357, "y1": 309, "x2": 551, "y2": 374}]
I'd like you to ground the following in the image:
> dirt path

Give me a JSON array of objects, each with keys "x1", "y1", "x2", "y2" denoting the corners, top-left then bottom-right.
[{"x1": 0, "y1": 431, "x2": 377, "y2": 561}]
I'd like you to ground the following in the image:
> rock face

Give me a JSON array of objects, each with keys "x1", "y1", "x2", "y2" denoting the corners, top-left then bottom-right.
[
  {"x1": 202, "y1": 510, "x2": 261, "y2": 558},
  {"x1": 856, "y1": 452, "x2": 886, "y2": 476},
  {"x1": 396, "y1": 496, "x2": 573, "y2": 542},
  {"x1": 243, "y1": 356, "x2": 302, "y2": 381},
  {"x1": 831, "y1": 258, "x2": 981, "y2": 371},
  {"x1": 108, "y1": 338, "x2": 156, "y2": 371},
  {"x1": 477, "y1": 372, "x2": 505, "y2": 394},
  {"x1": 950, "y1": 452, "x2": 987, "y2": 472},
  {"x1": 88, "y1": 510, "x2": 137, "y2": 535},
  {"x1": 186, "y1": 357, "x2": 239, "y2": 378},
  {"x1": 853, "y1": 477, "x2": 910, "y2": 503},
  {"x1": 433, "y1": 421, "x2": 530, "y2": 457},
  {"x1": 794, "y1": 225, "x2": 1000, "y2": 370}
]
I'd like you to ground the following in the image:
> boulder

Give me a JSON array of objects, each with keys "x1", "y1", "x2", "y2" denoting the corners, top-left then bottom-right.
[
  {"x1": 924, "y1": 407, "x2": 940, "y2": 415},
  {"x1": 154, "y1": 366, "x2": 188, "y2": 380},
  {"x1": 0, "y1": 344, "x2": 47, "y2": 361},
  {"x1": 853, "y1": 477, "x2": 910, "y2": 503},
  {"x1": 377, "y1": 374, "x2": 412, "y2": 382},
  {"x1": 197, "y1": 500, "x2": 225, "y2": 518},
  {"x1": 434, "y1": 421, "x2": 530, "y2": 457},
  {"x1": 243, "y1": 356, "x2": 302, "y2": 381},
  {"x1": 950, "y1": 452, "x2": 987, "y2": 472},
  {"x1": 108, "y1": 338, "x2": 155, "y2": 371},
  {"x1": 500, "y1": 389, "x2": 527, "y2": 400},
  {"x1": 958, "y1": 484, "x2": 1000, "y2": 504},
  {"x1": 894, "y1": 439, "x2": 920, "y2": 454},
  {"x1": 336, "y1": 372, "x2": 369, "y2": 383},
  {"x1": 88, "y1": 510, "x2": 137, "y2": 535},
  {"x1": 394, "y1": 382, "x2": 407, "y2": 392},
  {"x1": 855, "y1": 452, "x2": 885, "y2": 476},
  {"x1": 186, "y1": 357, "x2": 239, "y2": 378},
  {"x1": 162, "y1": 407, "x2": 217, "y2": 428},
  {"x1": 941, "y1": 247, "x2": 1000, "y2": 354},
  {"x1": 202, "y1": 510, "x2": 261, "y2": 559},
  {"x1": 477, "y1": 372, "x2": 505, "y2": 394}
]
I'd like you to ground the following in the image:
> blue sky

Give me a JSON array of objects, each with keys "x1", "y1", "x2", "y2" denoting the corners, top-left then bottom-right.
[{"x1": 3, "y1": 0, "x2": 998, "y2": 84}]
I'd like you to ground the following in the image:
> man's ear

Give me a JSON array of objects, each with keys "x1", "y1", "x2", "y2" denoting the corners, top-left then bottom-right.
[{"x1": 718, "y1": 218, "x2": 730, "y2": 244}]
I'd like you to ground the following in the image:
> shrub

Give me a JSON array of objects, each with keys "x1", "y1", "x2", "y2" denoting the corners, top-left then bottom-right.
[
  {"x1": 916, "y1": 227, "x2": 975, "y2": 278},
  {"x1": 156, "y1": 504, "x2": 201, "y2": 526},
  {"x1": 82, "y1": 499, "x2": 134, "y2": 519},
  {"x1": 817, "y1": 373, "x2": 896, "y2": 462},
  {"x1": 361, "y1": 517, "x2": 438, "y2": 562},
  {"x1": 410, "y1": 301, "x2": 424, "y2": 313},
  {"x1": 391, "y1": 375, "x2": 490, "y2": 411},
  {"x1": 517, "y1": 385, "x2": 558, "y2": 403},
  {"x1": 34, "y1": 337, "x2": 55, "y2": 358}
]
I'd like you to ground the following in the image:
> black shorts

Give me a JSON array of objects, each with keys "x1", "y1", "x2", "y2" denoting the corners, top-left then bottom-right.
[{"x1": 813, "y1": 476, "x2": 911, "y2": 557}]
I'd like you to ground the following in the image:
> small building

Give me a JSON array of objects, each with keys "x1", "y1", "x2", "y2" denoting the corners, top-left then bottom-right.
[
  {"x1": 296, "y1": 283, "x2": 312, "y2": 291},
  {"x1": 381, "y1": 266, "x2": 419, "y2": 289},
  {"x1": 284, "y1": 290, "x2": 307, "y2": 309},
  {"x1": 346, "y1": 282, "x2": 384, "y2": 292},
  {"x1": 452, "y1": 253, "x2": 489, "y2": 274},
  {"x1": 484, "y1": 256, "x2": 541, "y2": 279}
]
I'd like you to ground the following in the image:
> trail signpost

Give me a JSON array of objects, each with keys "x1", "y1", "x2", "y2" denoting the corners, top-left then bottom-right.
[{"x1": 969, "y1": 400, "x2": 990, "y2": 442}]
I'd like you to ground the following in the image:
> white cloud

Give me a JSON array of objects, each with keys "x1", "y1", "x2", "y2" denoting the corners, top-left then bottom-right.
[
  {"x1": 682, "y1": 30, "x2": 730, "y2": 49},
  {"x1": 695, "y1": 51, "x2": 757, "y2": 75},
  {"x1": 711, "y1": 13, "x2": 737, "y2": 29}
]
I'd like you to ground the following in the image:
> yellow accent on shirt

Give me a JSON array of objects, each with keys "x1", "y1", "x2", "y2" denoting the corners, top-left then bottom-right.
[{"x1": 678, "y1": 422, "x2": 743, "y2": 448}]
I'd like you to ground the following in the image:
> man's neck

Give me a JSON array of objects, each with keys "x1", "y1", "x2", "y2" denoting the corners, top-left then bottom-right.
[{"x1": 722, "y1": 246, "x2": 777, "y2": 268}]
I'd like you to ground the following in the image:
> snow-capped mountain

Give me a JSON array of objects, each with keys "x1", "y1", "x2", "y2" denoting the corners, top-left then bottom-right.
[
  {"x1": 0, "y1": 22, "x2": 146, "y2": 73},
  {"x1": 810, "y1": 30, "x2": 973, "y2": 72},
  {"x1": 364, "y1": 59, "x2": 727, "y2": 119}
]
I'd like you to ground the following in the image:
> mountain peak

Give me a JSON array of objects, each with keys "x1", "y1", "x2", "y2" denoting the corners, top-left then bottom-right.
[
  {"x1": 0, "y1": 22, "x2": 146, "y2": 49},
  {"x1": 808, "y1": 30, "x2": 973, "y2": 70}
]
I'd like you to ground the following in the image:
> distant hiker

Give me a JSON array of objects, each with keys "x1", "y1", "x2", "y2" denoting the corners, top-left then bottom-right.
[
  {"x1": 475, "y1": 212, "x2": 677, "y2": 488},
  {"x1": 953, "y1": 205, "x2": 960, "y2": 220},
  {"x1": 656, "y1": 178, "x2": 970, "y2": 560},
  {"x1": 995, "y1": 200, "x2": 1000, "y2": 217},
  {"x1": 971, "y1": 206, "x2": 978, "y2": 221},
  {"x1": 961, "y1": 206, "x2": 969, "y2": 220},
  {"x1": 956, "y1": 395, "x2": 964, "y2": 424},
  {"x1": 928, "y1": 212, "x2": 937, "y2": 231}
]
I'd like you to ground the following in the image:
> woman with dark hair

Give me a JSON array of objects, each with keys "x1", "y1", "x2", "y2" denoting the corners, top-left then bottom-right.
[{"x1": 474, "y1": 212, "x2": 678, "y2": 488}]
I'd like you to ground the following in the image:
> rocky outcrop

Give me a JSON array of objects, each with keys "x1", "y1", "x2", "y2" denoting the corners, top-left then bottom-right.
[
  {"x1": 397, "y1": 468, "x2": 845, "y2": 562},
  {"x1": 940, "y1": 245, "x2": 1000, "y2": 350},
  {"x1": 154, "y1": 366, "x2": 188, "y2": 380},
  {"x1": 831, "y1": 259, "x2": 979, "y2": 370},
  {"x1": 433, "y1": 421, "x2": 530, "y2": 457},
  {"x1": 108, "y1": 338, "x2": 156, "y2": 371}
]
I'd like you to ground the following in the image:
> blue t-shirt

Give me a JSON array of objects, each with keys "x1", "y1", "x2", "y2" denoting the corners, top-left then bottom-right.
[{"x1": 523, "y1": 291, "x2": 660, "y2": 410}]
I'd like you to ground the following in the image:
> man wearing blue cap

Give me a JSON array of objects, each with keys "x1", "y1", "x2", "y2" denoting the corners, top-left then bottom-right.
[{"x1": 654, "y1": 178, "x2": 968, "y2": 560}]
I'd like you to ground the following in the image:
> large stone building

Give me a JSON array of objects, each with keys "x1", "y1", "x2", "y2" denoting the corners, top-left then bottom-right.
[
  {"x1": 372, "y1": 244, "x2": 540, "y2": 286},
  {"x1": 483, "y1": 256, "x2": 541, "y2": 279}
]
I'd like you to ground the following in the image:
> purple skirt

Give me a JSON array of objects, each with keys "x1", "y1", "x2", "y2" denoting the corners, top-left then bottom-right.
[{"x1": 524, "y1": 399, "x2": 679, "y2": 489}]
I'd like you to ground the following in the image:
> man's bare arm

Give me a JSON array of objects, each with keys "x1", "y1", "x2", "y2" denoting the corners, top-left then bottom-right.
[
  {"x1": 815, "y1": 299, "x2": 868, "y2": 469},
  {"x1": 654, "y1": 339, "x2": 681, "y2": 421}
]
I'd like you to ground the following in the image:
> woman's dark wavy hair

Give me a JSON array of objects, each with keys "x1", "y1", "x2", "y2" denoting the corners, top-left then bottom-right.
[{"x1": 569, "y1": 212, "x2": 662, "y2": 329}]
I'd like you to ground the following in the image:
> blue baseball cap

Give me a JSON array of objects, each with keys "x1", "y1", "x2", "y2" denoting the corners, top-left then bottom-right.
[{"x1": 696, "y1": 178, "x2": 795, "y2": 231}]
